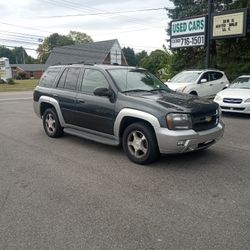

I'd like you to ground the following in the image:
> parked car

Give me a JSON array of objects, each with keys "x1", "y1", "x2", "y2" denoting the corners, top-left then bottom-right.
[
  {"x1": 33, "y1": 64, "x2": 224, "y2": 165},
  {"x1": 165, "y1": 69, "x2": 229, "y2": 98},
  {"x1": 214, "y1": 75, "x2": 250, "y2": 114}
]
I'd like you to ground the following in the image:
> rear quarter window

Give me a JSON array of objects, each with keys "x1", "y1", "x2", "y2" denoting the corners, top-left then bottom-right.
[{"x1": 39, "y1": 68, "x2": 61, "y2": 88}]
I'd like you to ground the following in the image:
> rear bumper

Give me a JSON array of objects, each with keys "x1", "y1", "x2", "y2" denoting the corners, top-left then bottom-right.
[{"x1": 155, "y1": 122, "x2": 224, "y2": 154}]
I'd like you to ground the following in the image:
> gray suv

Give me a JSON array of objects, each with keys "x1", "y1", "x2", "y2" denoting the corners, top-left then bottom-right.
[{"x1": 33, "y1": 64, "x2": 224, "y2": 164}]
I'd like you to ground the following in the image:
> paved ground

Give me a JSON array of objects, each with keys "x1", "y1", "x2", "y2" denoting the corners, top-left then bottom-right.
[{"x1": 0, "y1": 91, "x2": 249, "y2": 250}]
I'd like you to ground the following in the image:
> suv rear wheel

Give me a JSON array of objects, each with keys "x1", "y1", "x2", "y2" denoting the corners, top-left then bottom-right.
[
  {"x1": 43, "y1": 108, "x2": 63, "y2": 138},
  {"x1": 122, "y1": 122, "x2": 159, "y2": 164}
]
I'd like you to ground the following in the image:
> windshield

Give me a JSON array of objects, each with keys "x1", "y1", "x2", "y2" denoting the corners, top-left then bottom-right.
[
  {"x1": 107, "y1": 68, "x2": 169, "y2": 92},
  {"x1": 230, "y1": 77, "x2": 250, "y2": 89},
  {"x1": 170, "y1": 71, "x2": 201, "y2": 83}
]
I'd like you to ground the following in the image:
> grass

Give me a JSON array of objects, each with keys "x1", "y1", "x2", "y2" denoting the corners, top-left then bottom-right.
[{"x1": 0, "y1": 79, "x2": 39, "y2": 92}]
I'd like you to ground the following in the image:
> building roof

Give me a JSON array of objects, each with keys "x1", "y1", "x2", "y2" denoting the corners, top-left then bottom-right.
[
  {"x1": 11, "y1": 64, "x2": 46, "y2": 71},
  {"x1": 45, "y1": 39, "x2": 121, "y2": 67}
]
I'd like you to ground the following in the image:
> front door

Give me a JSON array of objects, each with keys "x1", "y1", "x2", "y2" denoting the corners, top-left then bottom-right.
[{"x1": 74, "y1": 69, "x2": 116, "y2": 135}]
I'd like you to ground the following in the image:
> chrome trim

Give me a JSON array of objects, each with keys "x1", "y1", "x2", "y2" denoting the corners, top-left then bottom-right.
[
  {"x1": 38, "y1": 96, "x2": 66, "y2": 126},
  {"x1": 113, "y1": 108, "x2": 161, "y2": 140}
]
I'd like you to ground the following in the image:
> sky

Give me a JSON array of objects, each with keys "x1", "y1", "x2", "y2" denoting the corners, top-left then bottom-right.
[{"x1": 0, "y1": 0, "x2": 173, "y2": 58}]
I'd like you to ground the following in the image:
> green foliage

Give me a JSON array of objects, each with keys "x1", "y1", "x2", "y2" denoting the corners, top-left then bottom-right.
[
  {"x1": 140, "y1": 50, "x2": 172, "y2": 79},
  {"x1": 135, "y1": 50, "x2": 148, "y2": 65},
  {"x1": 122, "y1": 47, "x2": 136, "y2": 66},
  {"x1": 0, "y1": 46, "x2": 36, "y2": 64},
  {"x1": 6, "y1": 78, "x2": 15, "y2": 84},
  {"x1": 168, "y1": 0, "x2": 250, "y2": 80},
  {"x1": 68, "y1": 30, "x2": 93, "y2": 44},
  {"x1": 37, "y1": 31, "x2": 93, "y2": 63}
]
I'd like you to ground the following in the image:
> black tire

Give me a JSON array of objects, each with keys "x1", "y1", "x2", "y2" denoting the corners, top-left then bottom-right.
[
  {"x1": 122, "y1": 122, "x2": 159, "y2": 165},
  {"x1": 43, "y1": 108, "x2": 63, "y2": 138}
]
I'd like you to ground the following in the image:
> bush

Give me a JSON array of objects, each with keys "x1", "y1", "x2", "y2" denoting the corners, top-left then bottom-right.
[
  {"x1": 6, "y1": 78, "x2": 15, "y2": 84},
  {"x1": 0, "y1": 78, "x2": 5, "y2": 84}
]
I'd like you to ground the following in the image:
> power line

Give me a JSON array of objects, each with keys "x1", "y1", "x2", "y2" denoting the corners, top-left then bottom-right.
[
  {"x1": 43, "y1": 0, "x2": 157, "y2": 27},
  {"x1": 17, "y1": 8, "x2": 165, "y2": 19}
]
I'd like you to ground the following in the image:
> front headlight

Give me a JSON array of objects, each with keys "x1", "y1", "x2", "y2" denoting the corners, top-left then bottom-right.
[
  {"x1": 214, "y1": 95, "x2": 222, "y2": 102},
  {"x1": 166, "y1": 113, "x2": 192, "y2": 130},
  {"x1": 244, "y1": 98, "x2": 250, "y2": 103}
]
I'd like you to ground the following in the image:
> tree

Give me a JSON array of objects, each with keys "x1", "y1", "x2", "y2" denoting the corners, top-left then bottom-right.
[
  {"x1": 140, "y1": 50, "x2": 171, "y2": 78},
  {"x1": 68, "y1": 30, "x2": 93, "y2": 44},
  {"x1": 37, "y1": 31, "x2": 93, "y2": 63},
  {"x1": 37, "y1": 33, "x2": 74, "y2": 63},
  {"x1": 135, "y1": 50, "x2": 148, "y2": 66},
  {"x1": 0, "y1": 47, "x2": 15, "y2": 63},
  {"x1": 0, "y1": 46, "x2": 36, "y2": 64},
  {"x1": 122, "y1": 47, "x2": 136, "y2": 66}
]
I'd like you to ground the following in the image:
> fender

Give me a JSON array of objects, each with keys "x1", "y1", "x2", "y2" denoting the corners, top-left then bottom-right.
[
  {"x1": 39, "y1": 96, "x2": 66, "y2": 127},
  {"x1": 113, "y1": 108, "x2": 161, "y2": 139}
]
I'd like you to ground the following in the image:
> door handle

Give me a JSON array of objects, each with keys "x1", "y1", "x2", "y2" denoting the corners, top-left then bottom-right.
[
  {"x1": 53, "y1": 94, "x2": 58, "y2": 98},
  {"x1": 77, "y1": 99, "x2": 85, "y2": 103}
]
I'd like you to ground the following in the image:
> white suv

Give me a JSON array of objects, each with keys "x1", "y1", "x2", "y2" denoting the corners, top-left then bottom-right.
[{"x1": 165, "y1": 69, "x2": 229, "y2": 98}]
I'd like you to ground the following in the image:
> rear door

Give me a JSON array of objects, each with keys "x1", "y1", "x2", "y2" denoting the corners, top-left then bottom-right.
[
  {"x1": 209, "y1": 71, "x2": 226, "y2": 94},
  {"x1": 53, "y1": 67, "x2": 81, "y2": 125},
  {"x1": 75, "y1": 68, "x2": 116, "y2": 135}
]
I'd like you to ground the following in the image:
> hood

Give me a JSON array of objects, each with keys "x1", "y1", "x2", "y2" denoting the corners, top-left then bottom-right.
[
  {"x1": 217, "y1": 88, "x2": 250, "y2": 100},
  {"x1": 123, "y1": 90, "x2": 217, "y2": 114},
  {"x1": 165, "y1": 82, "x2": 193, "y2": 91}
]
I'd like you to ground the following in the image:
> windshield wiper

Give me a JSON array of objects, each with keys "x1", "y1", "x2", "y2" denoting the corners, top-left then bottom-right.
[
  {"x1": 148, "y1": 88, "x2": 168, "y2": 92},
  {"x1": 122, "y1": 89, "x2": 150, "y2": 93}
]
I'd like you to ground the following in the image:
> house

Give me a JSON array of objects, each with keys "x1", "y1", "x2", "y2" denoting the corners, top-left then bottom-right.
[
  {"x1": 45, "y1": 39, "x2": 128, "y2": 68},
  {"x1": 11, "y1": 64, "x2": 46, "y2": 79}
]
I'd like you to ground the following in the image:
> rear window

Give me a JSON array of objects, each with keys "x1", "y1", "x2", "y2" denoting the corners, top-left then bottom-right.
[{"x1": 39, "y1": 68, "x2": 61, "y2": 88}]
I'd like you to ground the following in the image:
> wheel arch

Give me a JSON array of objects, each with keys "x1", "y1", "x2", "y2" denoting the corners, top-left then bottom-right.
[
  {"x1": 114, "y1": 108, "x2": 160, "y2": 140},
  {"x1": 39, "y1": 96, "x2": 66, "y2": 127}
]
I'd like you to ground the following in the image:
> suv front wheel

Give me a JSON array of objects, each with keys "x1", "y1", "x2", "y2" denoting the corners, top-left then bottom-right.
[
  {"x1": 43, "y1": 108, "x2": 63, "y2": 138},
  {"x1": 122, "y1": 122, "x2": 159, "y2": 164}
]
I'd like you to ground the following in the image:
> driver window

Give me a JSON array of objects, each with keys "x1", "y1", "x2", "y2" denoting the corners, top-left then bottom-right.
[
  {"x1": 81, "y1": 69, "x2": 109, "y2": 94},
  {"x1": 200, "y1": 72, "x2": 209, "y2": 83}
]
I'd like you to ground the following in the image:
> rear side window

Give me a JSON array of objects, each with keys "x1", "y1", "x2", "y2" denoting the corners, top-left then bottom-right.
[
  {"x1": 210, "y1": 72, "x2": 223, "y2": 81},
  {"x1": 64, "y1": 67, "x2": 81, "y2": 91},
  {"x1": 57, "y1": 68, "x2": 68, "y2": 89},
  {"x1": 39, "y1": 68, "x2": 61, "y2": 88}
]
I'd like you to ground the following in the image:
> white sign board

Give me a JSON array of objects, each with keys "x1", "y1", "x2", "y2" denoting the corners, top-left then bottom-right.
[
  {"x1": 171, "y1": 17, "x2": 206, "y2": 37},
  {"x1": 212, "y1": 9, "x2": 247, "y2": 39},
  {"x1": 171, "y1": 35, "x2": 205, "y2": 48}
]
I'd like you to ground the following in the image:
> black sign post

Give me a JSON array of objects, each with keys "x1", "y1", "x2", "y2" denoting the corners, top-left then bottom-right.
[{"x1": 205, "y1": 0, "x2": 213, "y2": 68}]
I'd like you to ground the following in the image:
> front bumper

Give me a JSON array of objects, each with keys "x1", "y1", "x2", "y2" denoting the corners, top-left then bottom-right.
[
  {"x1": 155, "y1": 122, "x2": 224, "y2": 154},
  {"x1": 215, "y1": 101, "x2": 250, "y2": 114}
]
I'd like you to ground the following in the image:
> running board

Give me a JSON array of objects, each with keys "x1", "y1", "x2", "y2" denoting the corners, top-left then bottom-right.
[{"x1": 64, "y1": 127, "x2": 120, "y2": 146}]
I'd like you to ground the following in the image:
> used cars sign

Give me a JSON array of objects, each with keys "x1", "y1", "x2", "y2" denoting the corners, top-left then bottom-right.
[
  {"x1": 171, "y1": 17, "x2": 206, "y2": 37},
  {"x1": 170, "y1": 16, "x2": 206, "y2": 49}
]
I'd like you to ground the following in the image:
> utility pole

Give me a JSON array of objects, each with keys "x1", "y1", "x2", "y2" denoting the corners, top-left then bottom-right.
[
  {"x1": 22, "y1": 49, "x2": 26, "y2": 64},
  {"x1": 205, "y1": 0, "x2": 213, "y2": 68}
]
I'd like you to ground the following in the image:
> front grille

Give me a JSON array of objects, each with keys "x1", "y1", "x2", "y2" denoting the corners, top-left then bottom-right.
[
  {"x1": 192, "y1": 110, "x2": 218, "y2": 132},
  {"x1": 223, "y1": 98, "x2": 242, "y2": 104},
  {"x1": 221, "y1": 106, "x2": 245, "y2": 111}
]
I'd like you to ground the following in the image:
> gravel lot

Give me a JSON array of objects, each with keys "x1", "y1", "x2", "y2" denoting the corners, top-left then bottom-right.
[{"x1": 0, "y1": 92, "x2": 249, "y2": 250}]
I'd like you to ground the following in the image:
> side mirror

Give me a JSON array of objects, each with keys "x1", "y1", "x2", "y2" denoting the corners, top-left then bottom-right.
[
  {"x1": 94, "y1": 87, "x2": 112, "y2": 97},
  {"x1": 200, "y1": 79, "x2": 207, "y2": 83}
]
